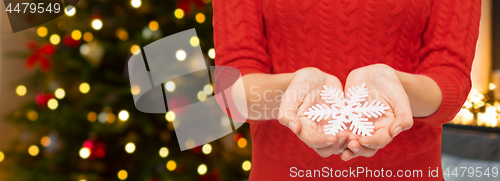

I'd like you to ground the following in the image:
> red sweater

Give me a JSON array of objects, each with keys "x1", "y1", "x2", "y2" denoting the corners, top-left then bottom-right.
[{"x1": 213, "y1": 0, "x2": 480, "y2": 180}]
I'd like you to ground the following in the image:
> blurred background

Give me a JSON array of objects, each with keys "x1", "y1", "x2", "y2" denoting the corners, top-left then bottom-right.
[{"x1": 0, "y1": 0, "x2": 499, "y2": 181}]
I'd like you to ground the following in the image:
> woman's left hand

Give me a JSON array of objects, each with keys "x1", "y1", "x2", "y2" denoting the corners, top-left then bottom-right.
[{"x1": 340, "y1": 64, "x2": 414, "y2": 161}]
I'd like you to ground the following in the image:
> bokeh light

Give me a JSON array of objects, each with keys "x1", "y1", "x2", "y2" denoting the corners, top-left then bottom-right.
[
  {"x1": 28, "y1": 145, "x2": 39, "y2": 156},
  {"x1": 83, "y1": 32, "x2": 93, "y2": 42},
  {"x1": 165, "y1": 81, "x2": 175, "y2": 92},
  {"x1": 208, "y1": 48, "x2": 215, "y2": 59},
  {"x1": 197, "y1": 164, "x2": 207, "y2": 175},
  {"x1": 165, "y1": 111, "x2": 175, "y2": 122},
  {"x1": 16, "y1": 85, "x2": 27, "y2": 96},
  {"x1": 0, "y1": 151, "x2": 4, "y2": 162},
  {"x1": 149, "y1": 21, "x2": 159, "y2": 31},
  {"x1": 79, "y1": 82, "x2": 90, "y2": 94},
  {"x1": 159, "y1": 147, "x2": 169, "y2": 158},
  {"x1": 176, "y1": 50, "x2": 186, "y2": 61},
  {"x1": 65, "y1": 6, "x2": 76, "y2": 16},
  {"x1": 27, "y1": 110, "x2": 38, "y2": 121},
  {"x1": 166, "y1": 160, "x2": 176, "y2": 171},
  {"x1": 116, "y1": 29, "x2": 129, "y2": 41},
  {"x1": 41, "y1": 136, "x2": 51, "y2": 147},
  {"x1": 202, "y1": 144, "x2": 212, "y2": 155},
  {"x1": 125, "y1": 142, "x2": 136, "y2": 153},
  {"x1": 242, "y1": 160, "x2": 251, "y2": 171},
  {"x1": 204, "y1": 84, "x2": 213, "y2": 95},
  {"x1": 117, "y1": 170, "x2": 128, "y2": 180},
  {"x1": 174, "y1": 9, "x2": 184, "y2": 19},
  {"x1": 237, "y1": 137, "x2": 247, "y2": 148},
  {"x1": 130, "y1": 45, "x2": 140, "y2": 55},
  {"x1": 131, "y1": 0, "x2": 141, "y2": 8},
  {"x1": 79, "y1": 147, "x2": 90, "y2": 159},
  {"x1": 131, "y1": 85, "x2": 141, "y2": 95},
  {"x1": 71, "y1": 30, "x2": 82, "y2": 40},
  {"x1": 197, "y1": 91, "x2": 207, "y2": 101},
  {"x1": 47, "y1": 98, "x2": 58, "y2": 110},
  {"x1": 195, "y1": 13, "x2": 206, "y2": 23},
  {"x1": 91, "y1": 19, "x2": 103, "y2": 30},
  {"x1": 37, "y1": 26, "x2": 48, "y2": 37},
  {"x1": 107, "y1": 113, "x2": 116, "y2": 123},
  {"x1": 50, "y1": 34, "x2": 61, "y2": 45},
  {"x1": 190, "y1": 36, "x2": 199, "y2": 47},
  {"x1": 54, "y1": 88, "x2": 65, "y2": 99},
  {"x1": 88, "y1": 112, "x2": 97, "y2": 122},
  {"x1": 118, "y1": 110, "x2": 129, "y2": 121}
]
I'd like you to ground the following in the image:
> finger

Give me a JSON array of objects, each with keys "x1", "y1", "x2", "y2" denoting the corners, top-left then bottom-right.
[
  {"x1": 298, "y1": 93, "x2": 322, "y2": 131},
  {"x1": 340, "y1": 149, "x2": 358, "y2": 161},
  {"x1": 298, "y1": 120, "x2": 337, "y2": 148},
  {"x1": 359, "y1": 125, "x2": 392, "y2": 150},
  {"x1": 314, "y1": 140, "x2": 343, "y2": 158},
  {"x1": 347, "y1": 140, "x2": 377, "y2": 158},
  {"x1": 387, "y1": 91, "x2": 413, "y2": 138},
  {"x1": 389, "y1": 109, "x2": 413, "y2": 138},
  {"x1": 330, "y1": 131, "x2": 349, "y2": 151},
  {"x1": 314, "y1": 132, "x2": 349, "y2": 157},
  {"x1": 278, "y1": 84, "x2": 307, "y2": 134}
]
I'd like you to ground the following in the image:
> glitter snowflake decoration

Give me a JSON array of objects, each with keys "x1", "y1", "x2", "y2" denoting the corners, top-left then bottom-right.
[{"x1": 303, "y1": 83, "x2": 390, "y2": 136}]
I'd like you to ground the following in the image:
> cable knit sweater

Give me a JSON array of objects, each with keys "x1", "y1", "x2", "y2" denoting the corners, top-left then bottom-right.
[{"x1": 213, "y1": 0, "x2": 480, "y2": 180}]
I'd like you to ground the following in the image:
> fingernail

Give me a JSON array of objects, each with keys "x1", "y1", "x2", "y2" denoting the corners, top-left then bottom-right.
[
  {"x1": 352, "y1": 148, "x2": 359, "y2": 152},
  {"x1": 393, "y1": 126, "x2": 402, "y2": 138},
  {"x1": 326, "y1": 142, "x2": 333, "y2": 146},
  {"x1": 288, "y1": 122, "x2": 297, "y2": 134},
  {"x1": 361, "y1": 143, "x2": 369, "y2": 147}
]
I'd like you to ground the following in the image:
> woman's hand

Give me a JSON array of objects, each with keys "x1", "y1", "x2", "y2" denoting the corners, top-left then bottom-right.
[
  {"x1": 340, "y1": 64, "x2": 413, "y2": 161},
  {"x1": 278, "y1": 67, "x2": 352, "y2": 157}
]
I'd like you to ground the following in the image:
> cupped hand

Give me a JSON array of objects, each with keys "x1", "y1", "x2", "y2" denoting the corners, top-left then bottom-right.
[
  {"x1": 278, "y1": 67, "x2": 353, "y2": 157},
  {"x1": 340, "y1": 64, "x2": 413, "y2": 161}
]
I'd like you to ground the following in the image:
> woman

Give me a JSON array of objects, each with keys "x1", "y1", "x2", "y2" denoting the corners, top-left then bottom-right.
[{"x1": 213, "y1": 0, "x2": 480, "y2": 180}]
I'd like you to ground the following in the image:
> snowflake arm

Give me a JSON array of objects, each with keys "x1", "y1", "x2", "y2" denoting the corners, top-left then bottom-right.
[
  {"x1": 349, "y1": 117, "x2": 374, "y2": 136},
  {"x1": 354, "y1": 100, "x2": 390, "y2": 118},
  {"x1": 320, "y1": 85, "x2": 343, "y2": 103},
  {"x1": 346, "y1": 83, "x2": 368, "y2": 103},
  {"x1": 324, "y1": 120, "x2": 347, "y2": 135},
  {"x1": 303, "y1": 104, "x2": 339, "y2": 122}
]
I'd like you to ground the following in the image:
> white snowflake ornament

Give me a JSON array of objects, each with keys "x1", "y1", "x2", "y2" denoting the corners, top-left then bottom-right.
[{"x1": 303, "y1": 83, "x2": 390, "y2": 136}]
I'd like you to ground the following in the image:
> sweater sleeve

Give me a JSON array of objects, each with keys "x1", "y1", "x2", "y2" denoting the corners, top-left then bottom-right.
[
  {"x1": 413, "y1": 0, "x2": 481, "y2": 126},
  {"x1": 212, "y1": 0, "x2": 271, "y2": 76}
]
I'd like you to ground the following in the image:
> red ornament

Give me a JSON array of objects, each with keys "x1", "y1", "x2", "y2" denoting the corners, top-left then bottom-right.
[
  {"x1": 176, "y1": 0, "x2": 206, "y2": 15},
  {"x1": 82, "y1": 139, "x2": 107, "y2": 159},
  {"x1": 35, "y1": 93, "x2": 54, "y2": 107},
  {"x1": 233, "y1": 133, "x2": 243, "y2": 142},
  {"x1": 90, "y1": 14, "x2": 102, "y2": 20},
  {"x1": 192, "y1": 145, "x2": 202, "y2": 154},
  {"x1": 26, "y1": 41, "x2": 55, "y2": 72},
  {"x1": 63, "y1": 35, "x2": 81, "y2": 47}
]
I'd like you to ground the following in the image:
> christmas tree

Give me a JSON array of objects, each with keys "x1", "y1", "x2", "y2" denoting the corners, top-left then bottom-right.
[{"x1": 1, "y1": 0, "x2": 252, "y2": 180}]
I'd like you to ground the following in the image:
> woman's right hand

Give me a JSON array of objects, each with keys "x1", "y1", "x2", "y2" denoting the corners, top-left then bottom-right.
[{"x1": 278, "y1": 67, "x2": 352, "y2": 157}]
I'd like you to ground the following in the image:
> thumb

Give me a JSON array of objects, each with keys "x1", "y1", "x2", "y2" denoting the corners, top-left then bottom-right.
[
  {"x1": 278, "y1": 103, "x2": 302, "y2": 135},
  {"x1": 388, "y1": 98, "x2": 413, "y2": 138},
  {"x1": 278, "y1": 86, "x2": 305, "y2": 134},
  {"x1": 389, "y1": 111, "x2": 412, "y2": 138},
  {"x1": 386, "y1": 84, "x2": 413, "y2": 138}
]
